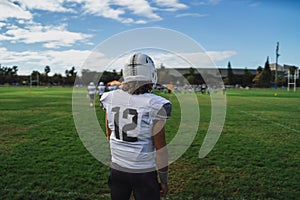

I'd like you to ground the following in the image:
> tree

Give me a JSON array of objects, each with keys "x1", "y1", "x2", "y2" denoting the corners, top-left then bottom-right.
[
  {"x1": 252, "y1": 66, "x2": 262, "y2": 85},
  {"x1": 0, "y1": 65, "x2": 19, "y2": 84},
  {"x1": 224, "y1": 61, "x2": 236, "y2": 85},
  {"x1": 242, "y1": 67, "x2": 253, "y2": 87},
  {"x1": 44, "y1": 66, "x2": 51, "y2": 85},
  {"x1": 44, "y1": 65, "x2": 50, "y2": 75},
  {"x1": 11, "y1": 66, "x2": 18, "y2": 84},
  {"x1": 44, "y1": 66, "x2": 50, "y2": 77},
  {"x1": 289, "y1": 66, "x2": 297, "y2": 75},
  {"x1": 52, "y1": 73, "x2": 63, "y2": 86},
  {"x1": 65, "y1": 66, "x2": 77, "y2": 85},
  {"x1": 187, "y1": 67, "x2": 195, "y2": 84},
  {"x1": 257, "y1": 66, "x2": 263, "y2": 73},
  {"x1": 259, "y1": 57, "x2": 272, "y2": 87},
  {"x1": 65, "y1": 66, "x2": 77, "y2": 77},
  {"x1": 0, "y1": 65, "x2": 6, "y2": 84},
  {"x1": 12, "y1": 66, "x2": 18, "y2": 76},
  {"x1": 30, "y1": 70, "x2": 40, "y2": 86}
]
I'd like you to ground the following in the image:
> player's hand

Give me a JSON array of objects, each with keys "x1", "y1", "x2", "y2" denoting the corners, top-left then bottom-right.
[{"x1": 160, "y1": 182, "x2": 168, "y2": 199}]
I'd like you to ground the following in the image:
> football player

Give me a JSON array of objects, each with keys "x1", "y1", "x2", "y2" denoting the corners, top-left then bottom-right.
[
  {"x1": 87, "y1": 82, "x2": 96, "y2": 107},
  {"x1": 100, "y1": 53, "x2": 172, "y2": 200},
  {"x1": 98, "y1": 82, "x2": 106, "y2": 99}
]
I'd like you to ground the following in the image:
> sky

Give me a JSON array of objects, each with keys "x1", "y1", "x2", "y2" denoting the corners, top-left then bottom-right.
[{"x1": 0, "y1": 0, "x2": 299, "y2": 75}]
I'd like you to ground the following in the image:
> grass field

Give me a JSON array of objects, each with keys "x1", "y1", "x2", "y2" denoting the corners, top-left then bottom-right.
[{"x1": 1, "y1": 87, "x2": 299, "y2": 199}]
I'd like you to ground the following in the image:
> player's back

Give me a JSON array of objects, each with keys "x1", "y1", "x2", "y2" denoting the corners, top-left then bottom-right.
[
  {"x1": 88, "y1": 85, "x2": 96, "y2": 94},
  {"x1": 101, "y1": 89, "x2": 169, "y2": 170}
]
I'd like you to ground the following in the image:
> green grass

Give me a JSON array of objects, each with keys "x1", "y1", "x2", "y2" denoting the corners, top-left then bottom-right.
[{"x1": 1, "y1": 87, "x2": 299, "y2": 199}]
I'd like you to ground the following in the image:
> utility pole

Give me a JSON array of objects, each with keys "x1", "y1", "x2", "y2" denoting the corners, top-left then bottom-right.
[{"x1": 275, "y1": 42, "x2": 280, "y2": 85}]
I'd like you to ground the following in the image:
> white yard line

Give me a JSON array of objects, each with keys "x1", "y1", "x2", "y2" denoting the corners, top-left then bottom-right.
[{"x1": 237, "y1": 109, "x2": 300, "y2": 133}]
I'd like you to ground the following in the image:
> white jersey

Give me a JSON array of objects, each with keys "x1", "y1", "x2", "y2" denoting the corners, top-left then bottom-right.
[
  {"x1": 88, "y1": 85, "x2": 96, "y2": 94},
  {"x1": 98, "y1": 85, "x2": 106, "y2": 95},
  {"x1": 100, "y1": 89, "x2": 171, "y2": 170}
]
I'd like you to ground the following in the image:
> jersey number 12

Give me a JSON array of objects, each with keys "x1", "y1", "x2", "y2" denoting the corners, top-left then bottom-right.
[{"x1": 111, "y1": 107, "x2": 138, "y2": 142}]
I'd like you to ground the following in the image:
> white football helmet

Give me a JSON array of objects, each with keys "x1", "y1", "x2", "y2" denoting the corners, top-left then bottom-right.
[{"x1": 123, "y1": 53, "x2": 157, "y2": 84}]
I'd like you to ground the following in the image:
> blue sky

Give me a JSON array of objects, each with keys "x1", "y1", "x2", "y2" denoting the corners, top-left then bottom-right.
[{"x1": 0, "y1": 0, "x2": 299, "y2": 75}]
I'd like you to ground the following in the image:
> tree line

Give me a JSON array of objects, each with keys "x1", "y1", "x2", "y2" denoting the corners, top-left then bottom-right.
[
  {"x1": 0, "y1": 61, "x2": 298, "y2": 87},
  {"x1": 224, "y1": 58, "x2": 299, "y2": 88},
  {"x1": 0, "y1": 65, "x2": 78, "y2": 86},
  {"x1": 0, "y1": 65, "x2": 122, "y2": 86}
]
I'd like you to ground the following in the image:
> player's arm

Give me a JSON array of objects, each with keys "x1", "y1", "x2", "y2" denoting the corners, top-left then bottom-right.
[
  {"x1": 105, "y1": 113, "x2": 111, "y2": 140},
  {"x1": 100, "y1": 93, "x2": 111, "y2": 140},
  {"x1": 153, "y1": 120, "x2": 168, "y2": 171},
  {"x1": 152, "y1": 120, "x2": 168, "y2": 199},
  {"x1": 153, "y1": 102, "x2": 171, "y2": 198}
]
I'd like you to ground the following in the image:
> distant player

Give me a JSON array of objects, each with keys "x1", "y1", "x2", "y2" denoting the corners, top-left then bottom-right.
[
  {"x1": 98, "y1": 82, "x2": 106, "y2": 98},
  {"x1": 100, "y1": 53, "x2": 172, "y2": 200},
  {"x1": 87, "y1": 82, "x2": 96, "y2": 107},
  {"x1": 168, "y1": 82, "x2": 173, "y2": 94},
  {"x1": 222, "y1": 85, "x2": 226, "y2": 95},
  {"x1": 201, "y1": 83, "x2": 206, "y2": 94}
]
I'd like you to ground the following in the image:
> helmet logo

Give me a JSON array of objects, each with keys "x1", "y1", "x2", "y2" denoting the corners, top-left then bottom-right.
[{"x1": 131, "y1": 54, "x2": 137, "y2": 76}]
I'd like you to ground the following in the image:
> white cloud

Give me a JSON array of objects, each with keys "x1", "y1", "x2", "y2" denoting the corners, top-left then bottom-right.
[
  {"x1": 114, "y1": 0, "x2": 161, "y2": 20},
  {"x1": 0, "y1": 47, "x2": 93, "y2": 75},
  {"x1": 0, "y1": 1, "x2": 32, "y2": 21},
  {"x1": 68, "y1": 0, "x2": 187, "y2": 23},
  {"x1": 79, "y1": 0, "x2": 162, "y2": 24},
  {"x1": 121, "y1": 18, "x2": 148, "y2": 24},
  {"x1": 1, "y1": 0, "x2": 188, "y2": 25},
  {"x1": 151, "y1": 51, "x2": 236, "y2": 68},
  {"x1": 1, "y1": 23, "x2": 92, "y2": 48},
  {"x1": 86, "y1": 50, "x2": 237, "y2": 72},
  {"x1": 81, "y1": 0, "x2": 124, "y2": 21},
  {"x1": 0, "y1": 22, "x2": 5, "y2": 29},
  {"x1": 0, "y1": 47, "x2": 237, "y2": 75},
  {"x1": 153, "y1": 0, "x2": 188, "y2": 10},
  {"x1": 44, "y1": 49, "x2": 96, "y2": 70},
  {"x1": 176, "y1": 13, "x2": 208, "y2": 18},
  {"x1": 15, "y1": 0, "x2": 74, "y2": 13},
  {"x1": 194, "y1": 0, "x2": 221, "y2": 6},
  {"x1": 206, "y1": 51, "x2": 237, "y2": 62}
]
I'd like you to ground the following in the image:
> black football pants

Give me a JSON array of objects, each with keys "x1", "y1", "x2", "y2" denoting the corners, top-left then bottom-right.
[{"x1": 108, "y1": 167, "x2": 161, "y2": 200}]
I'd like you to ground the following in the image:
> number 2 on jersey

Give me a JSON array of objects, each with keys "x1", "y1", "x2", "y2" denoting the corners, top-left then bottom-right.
[{"x1": 111, "y1": 107, "x2": 138, "y2": 142}]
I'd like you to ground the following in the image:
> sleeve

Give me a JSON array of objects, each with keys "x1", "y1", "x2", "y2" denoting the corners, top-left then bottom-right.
[
  {"x1": 150, "y1": 96, "x2": 172, "y2": 121},
  {"x1": 157, "y1": 102, "x2": 172, "y2": 119},
  {"x1": 100, "y1": 92, "x2": 109, "y2": 110}
]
